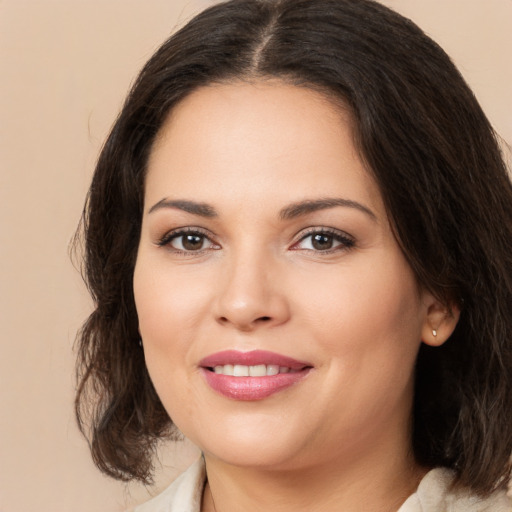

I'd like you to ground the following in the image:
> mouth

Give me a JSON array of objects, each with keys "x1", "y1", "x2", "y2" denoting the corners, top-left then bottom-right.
[
  {"x1": 199, "y1": 350, "x2": 313, "y2": 400},
  {"x1": 209, "y1": 364, "x2": 302, "y2": 376}
]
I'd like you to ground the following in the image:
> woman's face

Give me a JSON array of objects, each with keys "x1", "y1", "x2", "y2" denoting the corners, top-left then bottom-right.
[{"x1": 134, "y1": 81, "x2": 439, "y2": 471}]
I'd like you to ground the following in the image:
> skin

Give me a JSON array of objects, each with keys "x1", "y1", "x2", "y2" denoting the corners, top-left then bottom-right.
[{"x1": 133, "y1": 81, "x2": 459, "y2": 512}]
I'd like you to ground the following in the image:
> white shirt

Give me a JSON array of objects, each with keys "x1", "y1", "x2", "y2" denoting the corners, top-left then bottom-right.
[{"x1": 135, "y1": 458, "x2": 511, "y2": 511}]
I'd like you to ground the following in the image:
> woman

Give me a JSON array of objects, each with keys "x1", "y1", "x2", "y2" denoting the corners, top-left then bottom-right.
[{"x1": 75, "y1": 0, "x2": 512, "y2": 510}]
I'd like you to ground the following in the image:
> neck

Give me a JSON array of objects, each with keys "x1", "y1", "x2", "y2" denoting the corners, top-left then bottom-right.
[{"x1": 201, "y1": 439, "x2": 426, "y2": 512}]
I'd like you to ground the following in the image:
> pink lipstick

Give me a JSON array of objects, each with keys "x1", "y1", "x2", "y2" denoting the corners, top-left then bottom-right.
[{"x1": 199, "y1": 350, "x2": 312, "y2": 400}]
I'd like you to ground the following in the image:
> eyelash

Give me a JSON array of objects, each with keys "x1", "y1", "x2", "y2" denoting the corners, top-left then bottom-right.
[
  {"x1": 292, "y1": 228, "x2": 355, "y2": 254},
  {"x1": 157, "y1": 227, "x2": 219, "y2": 255},
  {"x1": 156, "y1": 227, "x2": 355, "y2": 255}
]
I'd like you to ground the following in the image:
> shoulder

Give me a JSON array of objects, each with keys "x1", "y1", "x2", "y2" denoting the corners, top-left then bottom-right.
[
  {"x1": 399, "y1": 468, "x2": 512, "y2": 512},
  {"x1": 134, "y1": 458, "x2": 206, "y2": 512}
]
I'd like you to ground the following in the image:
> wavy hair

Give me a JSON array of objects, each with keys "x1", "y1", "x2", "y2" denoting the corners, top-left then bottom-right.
[{"x1": 74, "y1": 0, "x2": 512, "y2": 495}]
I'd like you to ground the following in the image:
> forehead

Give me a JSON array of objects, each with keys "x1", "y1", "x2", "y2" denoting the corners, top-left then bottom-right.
[
  {"x1": 145, "y1": 80, "x2": 383, "y2": 216},
  {"x1": 152, "y1": 80, "x2": 350, "y2": 151}
]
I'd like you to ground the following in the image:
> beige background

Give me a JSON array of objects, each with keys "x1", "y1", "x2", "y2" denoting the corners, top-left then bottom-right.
[{"x1": 0, "y1": 1, "x2": 510, "y2": 511}]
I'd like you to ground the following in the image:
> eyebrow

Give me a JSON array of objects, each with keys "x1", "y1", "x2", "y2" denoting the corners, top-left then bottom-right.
[
  {"x1": 279, "y1": 198, "x2": 377, "y2": 221},
  {"x1": 148, "y1": 199, "x2": 218, "y2": 217},
  {"x1": 147, "y1": 197, "x2": 376, "y2": 221}
]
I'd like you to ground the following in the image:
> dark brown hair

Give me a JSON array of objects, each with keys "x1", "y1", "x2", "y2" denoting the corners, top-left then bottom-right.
[{"x1": 74, "y1": 0, "x2": 512, "y2": 495}]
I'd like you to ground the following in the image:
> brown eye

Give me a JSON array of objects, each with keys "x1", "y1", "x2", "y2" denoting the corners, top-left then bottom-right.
[
  {"x1": 311, "y1": 233, "x2": 334, "y2": 250},
  {"x1": 180, "y1": 234, "x2": 205, "y2": 251},
  {"x1": 159, "y1": 230, "x2": 218, "y2": 252},
  {"x1": 292, "y1": 229, "x2": 355, "y2": 253}
]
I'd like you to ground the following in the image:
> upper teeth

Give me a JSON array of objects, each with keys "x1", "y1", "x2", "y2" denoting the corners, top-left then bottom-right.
[{"x1": 213, "y1": 364, "x2": 294, "y2": 376}]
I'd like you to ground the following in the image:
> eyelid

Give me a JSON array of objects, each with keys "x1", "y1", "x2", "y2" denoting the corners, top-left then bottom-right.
[
  {"x1": 290, "y1": 227, "x2": 355, "y2": 252},
  {"x1": 156, "y1": 226, "x2": 220, "y2": 252},
  {"x1": 155, "y1": 225, "x2": 354, "y2": 254}
]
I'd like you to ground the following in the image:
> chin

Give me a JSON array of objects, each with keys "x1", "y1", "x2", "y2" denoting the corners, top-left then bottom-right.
[
  {"x1": 202, "y1": 439, "x2": 305, "y2": 470},
  {"x1": 180, "y1": 412, "x2": 313, "y2": 470}
]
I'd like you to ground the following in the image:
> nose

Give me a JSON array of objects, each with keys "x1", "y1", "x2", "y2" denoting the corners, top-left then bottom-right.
[{"x1": 213, "y1": 250, "x2": 291, "y2": 332}]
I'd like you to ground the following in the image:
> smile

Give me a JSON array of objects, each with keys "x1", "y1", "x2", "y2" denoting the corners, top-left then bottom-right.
[
  {"x1": 199, "y1": 350, "x2": 312, "y2": 400},
  {"x1": 211, "y1": 364, "x2": 300, "y2": 376}
]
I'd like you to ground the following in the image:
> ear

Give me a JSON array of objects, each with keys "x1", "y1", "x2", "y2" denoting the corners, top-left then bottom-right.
[{"x1": 421, "y1": 293, "x2": 460, "y2": 347}]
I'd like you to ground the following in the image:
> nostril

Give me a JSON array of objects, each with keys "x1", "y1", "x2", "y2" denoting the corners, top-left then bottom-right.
[{"x1": 216, "y1": 313, "x2": 277, "y2": 329}]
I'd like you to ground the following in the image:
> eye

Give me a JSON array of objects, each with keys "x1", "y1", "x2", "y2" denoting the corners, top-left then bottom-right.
[
  {"x1": 157, "y1": 228, "x2": 219, "y2": 253},
  {"x1": 172, "y1": 233, "x2": 209, "y2": 251},
  {"x1": 292, "y1": 229, "x2": 355, "y2": 252}
]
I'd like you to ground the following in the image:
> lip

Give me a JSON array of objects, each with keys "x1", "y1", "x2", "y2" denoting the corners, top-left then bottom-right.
[
  {"x1": 199, "y1": 350, "x2": 310, "y2": 369},
  {"x1": 199, "y1": 350, "x2": 313, "y2": 401}
]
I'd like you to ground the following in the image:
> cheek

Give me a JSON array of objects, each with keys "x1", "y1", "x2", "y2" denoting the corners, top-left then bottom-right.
[
  {"x1": 134, "y1": 259, "x2": 211, "y2": 345},
  {"x1": 133, "y1": 263, "x2": 201, "y2": 430},
  {"x1": 133, "y1": 258, "x2": 206, "y2": 400},
  {"x1": 297, "y1": 258, "x2": 423, "y2": 436},
  {"x1": 294, "y1": 252, "x2": 424, "y2": 368}
]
